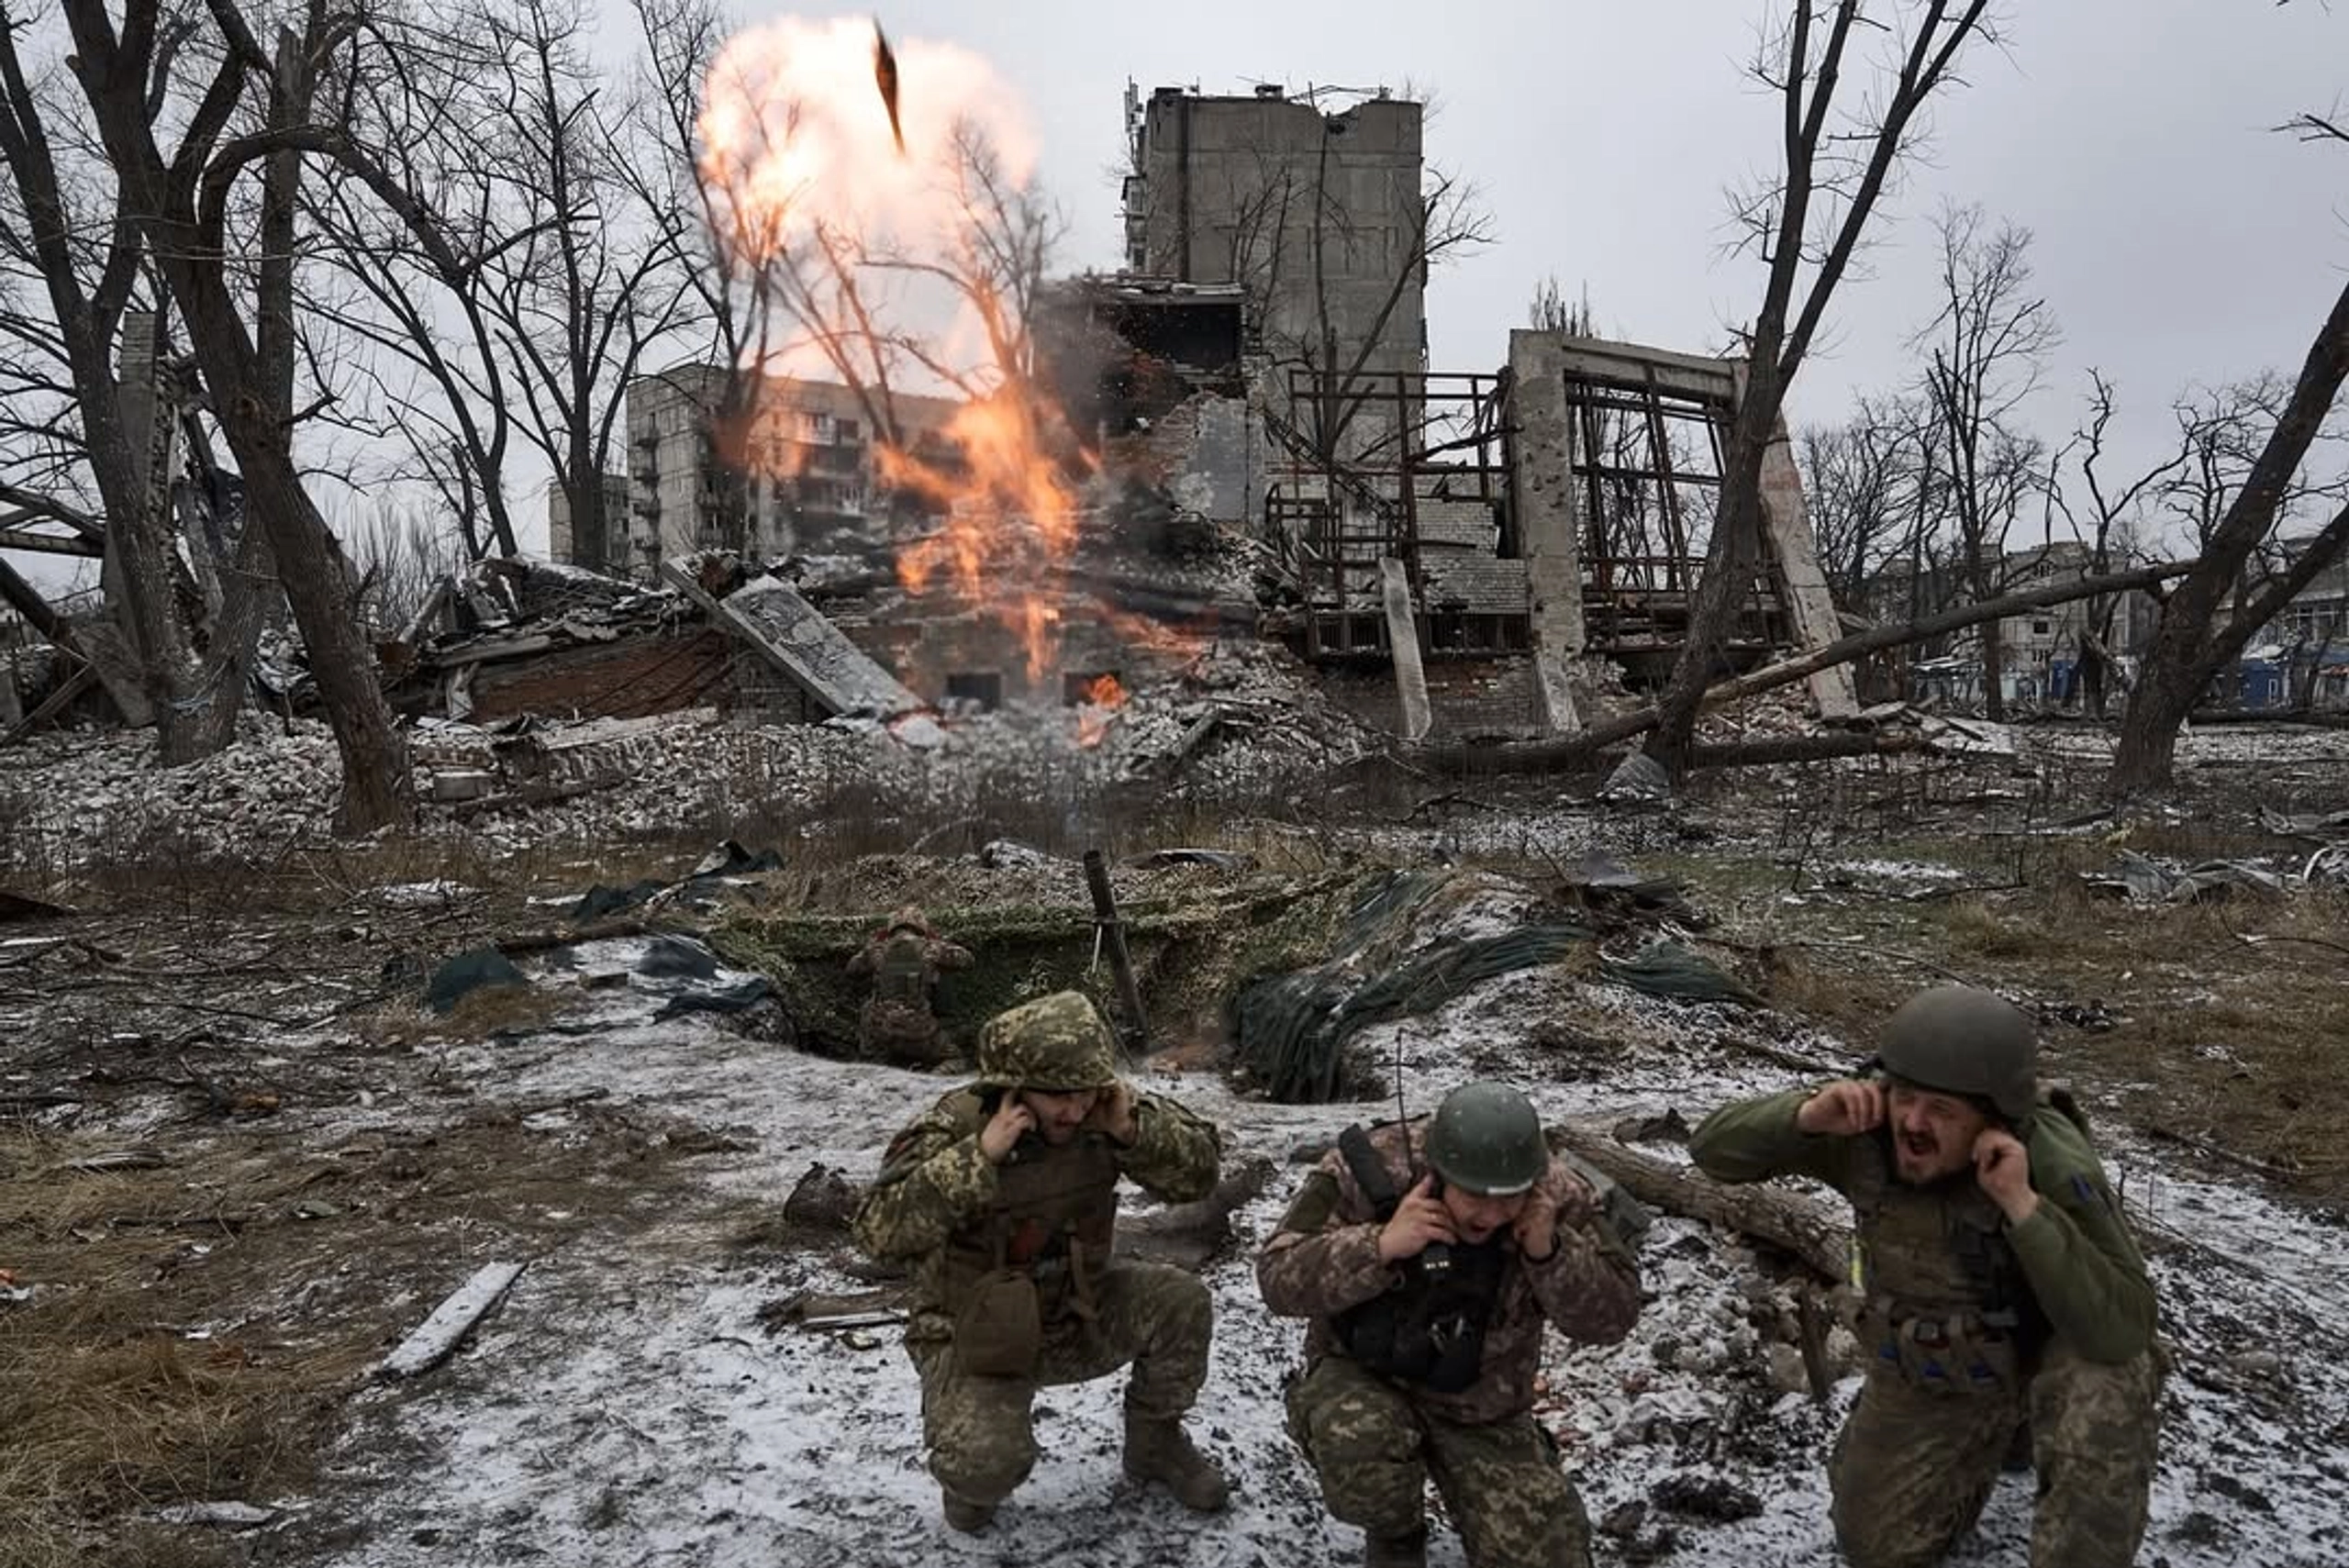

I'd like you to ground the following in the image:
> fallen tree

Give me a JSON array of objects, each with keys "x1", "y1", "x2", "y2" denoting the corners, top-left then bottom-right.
[
  {"x1": 1424, "y1": 561, "x2": 2192, "y2": 775},
  {"x1": 1548, "y1": 1117, "x2": 1848, "y2": 1283}
]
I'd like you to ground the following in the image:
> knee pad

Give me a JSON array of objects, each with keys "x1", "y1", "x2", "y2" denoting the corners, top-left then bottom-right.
[{"x1": 931, "y1": 1429, "x2": 1036, "y2": 1505}]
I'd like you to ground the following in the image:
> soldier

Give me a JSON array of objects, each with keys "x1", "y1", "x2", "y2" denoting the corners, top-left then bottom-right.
[
  {"x1": 850, "y1": 990, "x2": 1230, "y2": 1533},
  {"x1": 1257, "y1": 1082, "x2": 1641, "y2": 1568},
  {"x1": 1687, "y1": 985, "x2": 2160, "y2": 1568},
  {"x1": 847, "y1": 905, "x2": 972, "y2": 1066}
]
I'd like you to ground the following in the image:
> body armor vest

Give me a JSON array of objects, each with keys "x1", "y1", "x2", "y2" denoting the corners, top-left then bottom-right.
[
  {"x1": 1329, "y1": 1123, "x2": 1511, "y2": 1394},
  {"x1": 1846, "y1": 1131, "x2": 2047, "y2": 1394},
  {"x1": 874, "y1": 933, "x2": 934, "y2": 1007},
  {"x1": 941, "y1": 1093, "x2": 1120, "y2": 1324}
]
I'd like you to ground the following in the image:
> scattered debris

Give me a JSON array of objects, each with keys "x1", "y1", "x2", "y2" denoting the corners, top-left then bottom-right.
[
  {"x1": 1599, "y1": 752, "x2": 1671, "y2": 806},
  {"x1": 425, "y1": 947, "x2": 531, "y2": 1014},
  {"x1": 782, "y1": 1163, "x2": 861, "y2": 1231},
  {"x1": 143, "y1": 1500, "x2": 281, "y2": 1529},
  {"x1": 2085, "y1": 851, "x2": 2288, "y2": 905},
  {"x1": 376, "y1": 1261, "x2": 529, "y2": 1379}
]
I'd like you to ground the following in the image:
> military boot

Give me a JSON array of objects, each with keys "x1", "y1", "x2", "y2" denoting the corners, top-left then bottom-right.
[
  {"x1": 1364, "y1": 1529, "x2": 1428, "y2": 1568},
  {"x1": 941, "y1": 1492, "x2": 994, "y2": 1534},
  {"x1": 1122, "y1": 1416, "x2": 1230, "y2": 1511}
]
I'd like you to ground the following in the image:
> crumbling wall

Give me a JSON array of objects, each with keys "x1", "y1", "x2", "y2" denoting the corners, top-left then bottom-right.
[
  {"x1": 1316, "y1": 657, "x2": 1542, "y2": 741},
  {"x1": 845, "y1": 611, "x2": 1190, "y2": 710}
]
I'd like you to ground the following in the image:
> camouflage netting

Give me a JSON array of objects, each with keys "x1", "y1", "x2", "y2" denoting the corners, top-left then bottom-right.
[
  {"x1": 1232, "y1": 872, "x2": 1761, "y2": 1104},
  {"x1": 710, "y1": 869, "x2": 1363, "y2": 1061},
  {"x1": 711, "y1": 866, "x2": 1755, "y2": 1090}
]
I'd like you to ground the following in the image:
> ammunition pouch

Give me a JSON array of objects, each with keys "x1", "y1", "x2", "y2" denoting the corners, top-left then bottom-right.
[
  {"x1": 1863, "y1": 1303, "x2": 2025, "y2": 1396},
  {"x1": 953, "y1": 1267, "x2": 1043, "y2": 1379}
]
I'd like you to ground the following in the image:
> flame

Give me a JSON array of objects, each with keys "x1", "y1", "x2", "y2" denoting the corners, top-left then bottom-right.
[
  {"x1": 1074, "y1": 673, "x2": 1128, "y2": 749},
  {"x1": 696, "y1": 17, "x2": 1187, "y2": 691},
  {"x1": 881, "y1": 393, "x2": 1095, "y2": 677}
]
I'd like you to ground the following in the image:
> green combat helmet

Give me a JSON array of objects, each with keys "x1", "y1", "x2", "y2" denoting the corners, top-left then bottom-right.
[
  {"x1": 975, "y1": 991, "x2": 1120, "y2": 1092},
  {"x1": 1425, "y1": 1081, "x2": 1547, "y2": 1196},
  {"x1": 1876, "y1": 984, "x2": 2037, "y2": 1121}
]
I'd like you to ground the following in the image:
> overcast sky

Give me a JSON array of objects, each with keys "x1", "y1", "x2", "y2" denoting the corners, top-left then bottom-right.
[
  {"x1": 13, "y1": 1, "x2": 2345, "y2": 597},
  {"x1": 612, "y1": 0, "x2": 2347, "y2": 509}
]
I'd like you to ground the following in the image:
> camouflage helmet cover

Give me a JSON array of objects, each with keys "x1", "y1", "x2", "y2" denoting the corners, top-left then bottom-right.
[
  {"x1": 1876, "y1": 984, "x2": 2038, "y2": 1121},
  {"x1": 886, "y1": 905, "x2": 932, "y2": 936},
  {"x1": 1424, "y1": 1080, "x2": 1548, "y2": 1197},
  {"x1": 975, "y1": 991, "x2": 1119, "y2": 1091}
]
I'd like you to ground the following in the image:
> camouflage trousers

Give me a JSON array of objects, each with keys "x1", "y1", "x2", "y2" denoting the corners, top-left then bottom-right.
[
  {"x1": 907, "y1": 1259, "x2": 1212, "y2": 1509},
  {"x1": 859, "y1": 999, "x2": 945, "y2": 1066},
  {"x1": 1285, "y1": 1354, "x2": 1593, "y2": 1568},
  {"x1": 1829, "y1": 1339, "x2": 2160, "y2": 1568}
]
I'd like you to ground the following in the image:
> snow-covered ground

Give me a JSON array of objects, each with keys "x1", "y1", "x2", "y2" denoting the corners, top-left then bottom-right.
[{"x1": 257, "y1": 940, "x2": 2349, "y2": 1568}]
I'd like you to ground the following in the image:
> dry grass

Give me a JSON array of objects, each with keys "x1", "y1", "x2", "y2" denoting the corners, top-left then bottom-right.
[
  {"x1": 0, "y1": 1096, "x2": 740, "y2": 1562},
  {"x1": 1696, "y1": 841, "x2": 2349, "y2": 1202},
  {"x1": 0, "y1": 1135, "x2": 370, "y2": 1567}
]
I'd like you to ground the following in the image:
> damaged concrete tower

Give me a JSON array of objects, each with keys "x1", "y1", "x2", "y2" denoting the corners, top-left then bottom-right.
[{"x1": 1123, "y1": 82, "x2": 1426, "y2": 456}]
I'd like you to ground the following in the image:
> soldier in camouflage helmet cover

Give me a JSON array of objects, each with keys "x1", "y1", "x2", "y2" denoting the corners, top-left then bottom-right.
[
  {"x1": 1257, "y1": 1081, "x2": 1641, "y2": 1568},
  {"x1": 1688, "y1": 986, "x2": 2160, "y2": 1568},
  {"x1": 851, "y1": 991, "x2": 1230, "y2": 1534},
  {"x1": 846, "y1": 904, "x2": 972, "y2": 1066}
]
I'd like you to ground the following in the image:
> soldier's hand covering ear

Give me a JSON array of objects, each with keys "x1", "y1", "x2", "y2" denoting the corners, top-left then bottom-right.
[
  {"x1": 979, "y1": 1096, "x2": 1036, "y2": 1163},
  {"x1": 1972, "y1": 1128, "x2": 2039, "y2": 1223},
  {"x1": 1082, "y1": 1079, "x2": 1138, "y2": 1144},
  {"x1": 1512, "y1": 1184, "x2": 1561, "y2": 1261},
  {"x1": 1377, "y1": 1173, "x2": 1459, "y2": 1263},
  {"x1": 1796, "y1": 1079, "x2": 1887, "y2": 1138}
]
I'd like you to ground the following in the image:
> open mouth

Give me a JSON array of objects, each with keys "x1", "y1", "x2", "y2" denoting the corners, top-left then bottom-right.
[{"x1": 1898, "y1": 1130, "x2": 1939, "y2": 1162}]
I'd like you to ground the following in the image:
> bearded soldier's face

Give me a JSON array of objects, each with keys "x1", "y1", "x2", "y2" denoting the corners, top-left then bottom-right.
[
  {"x1": 1018, "y1": 1087, "x2": 1098, "y2": 1146},
  {"x1": 1886, "y1": 1082, "x2": 1989, "y2": 1183}
]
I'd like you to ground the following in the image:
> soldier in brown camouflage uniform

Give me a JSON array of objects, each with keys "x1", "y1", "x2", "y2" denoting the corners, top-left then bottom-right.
[
  {"x1": 850, "y1": 990, "x2": 1230, "y2": 1534},
  {"x1": 1689, "y1": 986, "x2": 2161, "y2": 1568},
  {"x1": 1257, "y1": 1082, "x2": 1642, "y2": 1568},
  {"x1": 847, "y1": 906, "x2": 972, "y2": 1066}
]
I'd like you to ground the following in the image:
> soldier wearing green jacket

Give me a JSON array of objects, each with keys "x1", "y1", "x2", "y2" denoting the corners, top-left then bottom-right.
[
  {"x1": 1689, "y1": 985, "x2": 2160, "y2": 1568},
  {"x1": 851, "y1": 990, "x2": 1230, "y2": 1534}
]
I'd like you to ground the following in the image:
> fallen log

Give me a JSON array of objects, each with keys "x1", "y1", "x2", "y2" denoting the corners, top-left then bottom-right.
[
  {"x1": 1424, "y1": 562, "x2": 2193, "y2": 775},
  {"x1": 1547, "y1": 1117, "x2": 1849, "y2": 1283}
]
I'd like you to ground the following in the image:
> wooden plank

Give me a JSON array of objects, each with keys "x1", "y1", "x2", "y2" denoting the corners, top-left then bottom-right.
[{"x1": 376, "y1": 1261, "x2": 527, "y2": 1379}]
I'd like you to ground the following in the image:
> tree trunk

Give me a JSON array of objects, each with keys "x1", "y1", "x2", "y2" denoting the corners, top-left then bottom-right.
[
  {"x1": 213, "y1": 384, "x2": 413, "y2": 831},
  {"x1": 2111, "y1": 653, "x2": 2202, "y2": 789},
  {"x1": 2115, "y1": 278, "x2": 2349, "y2": 791},
  {"x1": 68, "y1": 3, "x2": 414, "y2": 832},
  {"x1": 1978, "y1": 617, "x2": 2006, "y2": 719},
  {"x1": 1644, "y1": 404, "x2": 1777, "y2": 777}
]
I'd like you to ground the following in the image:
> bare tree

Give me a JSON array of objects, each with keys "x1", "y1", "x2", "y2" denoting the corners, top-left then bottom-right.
[
  {"x1": 2043, "y1": 371, "x2": 2186, "y2": 717},
  {"x1": 1642, "y1": 0, "x2": 2001, "y2": 777},
  {"x1": 2113, "y1": 280, "x2": 2349, "y2": 786},
  {"x1": 0, "y1": 2, "x2": 186, "y2": 732},
  {"x1": 1914, "y1": 204, "x2": 2056, "y2": 717},
  {"x1": 1800, "y1": 392, "x2": 1924, "y2": 613},
  {"x1": 62, "y1": 0, "x2": 415, "y2": 829}
]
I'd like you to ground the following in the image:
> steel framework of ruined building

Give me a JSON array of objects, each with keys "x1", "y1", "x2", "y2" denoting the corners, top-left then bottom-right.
[{"x1": 1263, "y1": 329, "x2": 1857, "y2": 733}]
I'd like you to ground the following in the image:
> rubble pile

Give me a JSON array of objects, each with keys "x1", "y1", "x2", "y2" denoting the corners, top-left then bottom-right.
[{"x1": 2, "y1": 714, "x2": 354, "y2": 863}]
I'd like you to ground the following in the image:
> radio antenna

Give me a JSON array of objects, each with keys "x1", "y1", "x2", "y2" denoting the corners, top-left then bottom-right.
[{"x1": 1395, "y1": 976, "x2": 1453, "y2": 1180}]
